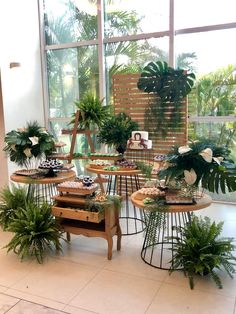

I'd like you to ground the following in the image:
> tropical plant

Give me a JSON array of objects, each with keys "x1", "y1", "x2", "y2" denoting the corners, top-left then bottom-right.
[
  {"x1": 97, "y1": 112, "x2": 139, "y2": 153},
  {"x1": 169, "y1": 215, "x2": 236, "y2": 289},
  {"x1": 3, "y1": 121, "x2": 55, "y2": 168},
  {"x1": 5, "y1": 202, "x2": 63, "y2": 263},
  {"x1": 135, "y1": 161, "x2": 153, "y2": 181},
  {"x1": 137, "y1": 60, "x2": 195, "y2": 135},
  {"x1": 70, "y1": 93, "x2": 111, "y2": 129},
  {"x1": 0, "y1": 185, "x2": 30, "y2": 230},
  {"x1": 158, "y1": 138, "x2": 236, "y2": 194}
]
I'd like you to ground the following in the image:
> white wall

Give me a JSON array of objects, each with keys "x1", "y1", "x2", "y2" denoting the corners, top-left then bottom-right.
[{"x1": 0, "y1": 0, "x2": 45, "y2": 177}]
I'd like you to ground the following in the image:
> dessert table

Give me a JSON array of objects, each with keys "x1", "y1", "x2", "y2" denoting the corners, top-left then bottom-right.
[
  {"x1": 86, "y1": 165, "x2": 145, "y2": 235},
  {"x1": 10, "y1": 170, "x2": 76, "y2": 204},
  {"x1": 131, "y1": 191, "x2": 212, "y2": 269}
]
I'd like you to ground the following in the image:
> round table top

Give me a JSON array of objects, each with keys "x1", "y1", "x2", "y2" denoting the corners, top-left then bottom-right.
[
  {"x1": 131, "y1": 191, "x2": 212, "y2": 213},
  {"x1": 10, "y1": 170, "x2": 76, "y2": 185},
  {"x1": 86, "y1": 165, "x2": 141, "y2": 176}
]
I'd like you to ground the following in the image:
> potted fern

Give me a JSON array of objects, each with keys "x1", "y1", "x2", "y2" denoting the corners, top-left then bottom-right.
[
  {"x1": 169, "y1": 215, "x2": 236, "y2": 289},
  {"x1": 70, "y1": 93, "x2": 111, "y2": 130},
  {"x1": 5, "y1": 201, "x2": 63, "y2": 263},
  {"x1": 97, "y1": 112, "x2": 139, "y2": 154}
]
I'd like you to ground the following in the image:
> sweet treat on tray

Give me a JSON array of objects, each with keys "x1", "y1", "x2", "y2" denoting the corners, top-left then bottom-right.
[
  {"x1": 57, "y1": 181, "x2": 97, "y2": 190},
  {"x1": 89, "y1": 159, "x2": 112, "y2": 169},
  {"x1": 127, "y1": 131, "x2": 152, "y2": 150},
  {"x1": 154, "y1": 154, "x2": 167, "y2": 162},
  {"x1": 88, "y1": 152, "x2": 123, "y2": 157},
  {"x1": 39, "y1": 159, "x2": 63, "y2": 169},
  {"x1": 136, "y1": 187, "x2": 165, "y2": 200},
  {"x1": 115, "y1": 159, "x2": 137, "y2": 169},
  {"x1": 82, "y1": 176, "x2": 95, "y2": 187}
]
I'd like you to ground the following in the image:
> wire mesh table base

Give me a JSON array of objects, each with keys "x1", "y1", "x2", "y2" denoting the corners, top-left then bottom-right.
[
  {"x1": 106, "y1": 175, "x2": 146, "y2": 235},
  {"x1": 28, "y1": 183, "x2": 58, "y2": 205},
  {"x1": 141, "y1": 211, "x2": 191, "y2": 270}
]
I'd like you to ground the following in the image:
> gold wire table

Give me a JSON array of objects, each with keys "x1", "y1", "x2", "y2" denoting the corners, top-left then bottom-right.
[{"x1": 131, "y1": 191, "x2": 212, "y2": 269}]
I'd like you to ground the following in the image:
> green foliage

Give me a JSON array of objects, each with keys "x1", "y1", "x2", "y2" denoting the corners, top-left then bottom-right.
[
  {"x1": 138, "y1": 60, "x2": 195, "y2": 135},
  {"x1": 135, "y1": 161, "x2": 153, "y2": 181},
  {"x1": 137, "y1": 61, "x2": 195, "y2": 101},
  {"x1": 5, "y1": 202, "x2": 63, "y2": 263},
  {"x1": 97, "y1": 112, "x2": 139, "y2": 153},
  {"x1": 0, "y1": 185, "x2": 30, "y2": 230},
  {"x1": 159, "y1": 138, "x2": 236, "y2": 194},
  {"x1": 86, "y1": 195, "x2": 122, "y2": 213},
  {"x1": 169, "y1": 215, "x2": 236, "y2": 289},
  {"x1": 3, "y1": 121, "x2": 55, "y2": 167},
  {"x1": 71, "y1": 93, "x2": 111, "y2": 129}
]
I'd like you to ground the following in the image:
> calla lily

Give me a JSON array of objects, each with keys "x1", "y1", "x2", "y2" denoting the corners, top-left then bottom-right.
[
  {"x1": 23, "y1": 148, "x2": 32, "y2": 157},
  {"x1": 199, "y1": 148, "x2": 213, "y2": 163},
  {"x1": 178, "y1": 146, "x2": 192, "y2": 154},
  {"x1": 184, "y1": 169, "x2": 197, "y2": 185},
  {"x1": 29, "y1": 136, "x2": 39, "y2": 146},
  {"x1": 10, "y1": 144, "x2": 16, "y2": 151},
  {"x1": 213, "y1": 156, "x2": 224, "y2": 165}
]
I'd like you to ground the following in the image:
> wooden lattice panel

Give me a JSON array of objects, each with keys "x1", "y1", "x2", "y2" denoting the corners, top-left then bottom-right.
[{"x1": 112, "y1": 74, "x2": 188, "y2": 157}]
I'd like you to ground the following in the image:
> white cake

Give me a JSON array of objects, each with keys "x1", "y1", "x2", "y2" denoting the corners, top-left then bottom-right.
[{"x1": 127, "y1": 131, "x2": 152, "y2": 150}]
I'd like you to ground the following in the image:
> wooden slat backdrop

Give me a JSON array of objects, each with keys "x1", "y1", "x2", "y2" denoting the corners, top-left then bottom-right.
[
  {"x1": 113, "y1": 73, "x2": 188, "y2": 157},
  {"x1": 112, "y1": 73, "x2": 188, "y2": 190}
]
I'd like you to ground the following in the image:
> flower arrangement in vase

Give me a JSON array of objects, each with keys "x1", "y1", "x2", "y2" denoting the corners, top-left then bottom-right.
[
  {"x1": 3, "y1": 121, "x2": 55, "y2": 168},
  {"x1": 158, "y1": 138, "x2": 236, "y2": 195}
]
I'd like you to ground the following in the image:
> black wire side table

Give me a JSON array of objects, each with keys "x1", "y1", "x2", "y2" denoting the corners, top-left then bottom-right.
[
  {"x1": 10, "y1": 170, "x2": 76, "y2": 205},
  {"x1": 86, "y1": 166, "x2": 146, "y2": 235},
  {"x1": 131, "y1": 192, "x2": 212, "y2": 269}
]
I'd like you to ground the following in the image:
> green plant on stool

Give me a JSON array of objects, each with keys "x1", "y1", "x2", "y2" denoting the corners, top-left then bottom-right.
[
  {"x1": 70, "y1": 93, "x2": 111, "y2": 129},
  {"x1": 97, "y1": 112, "x2": 139, "y2": 154},
  {"x1": 169, "y1": 215, "x2": 236, "y2": 289},
  {"x1": 5, "y1": 202, "x2": 63, "y2": 263}
]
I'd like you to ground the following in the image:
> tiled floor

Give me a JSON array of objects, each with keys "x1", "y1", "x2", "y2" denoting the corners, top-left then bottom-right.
[{"x1": 0, "y1": 202, "x2": 236, "y2": 314}]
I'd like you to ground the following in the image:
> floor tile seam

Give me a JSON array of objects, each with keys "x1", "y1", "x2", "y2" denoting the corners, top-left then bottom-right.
[
  {"x1": 65, "y1": 267, "x2": 104, "y2": 306},
  {"x1": 3, "y1": 288, "x2": 67, "y2": 308},
  {"x1": 100, "y1": 267, "x2": 166, "y2": 284},
  {"x1": 143, "y1": 280, "x2": 163, "y2": 314},
  {"x1": 62, "y1": 303, "x2": 99, "y2": 314},
  {"x1": 3, "y1": 298, "x2": 21, "y2": 314},
  {"x1": 160, "y1": 281, "x2": 236, "y2": 300},
  {"x1": 233, "y1": 296, "x2": 236, "y2": 314},
  {"x1": 47, "y1": 255, "x2": 105, "y2": 271}
]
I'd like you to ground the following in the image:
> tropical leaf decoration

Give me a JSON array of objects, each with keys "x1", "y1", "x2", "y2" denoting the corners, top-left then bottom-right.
[
  {"x1": 158, "y1": 138, "x2": 236, "y2": 194},
  {"x1": 169, "y1": 215, "x2": 236, "y2": 289},
  {"x1": 5, "y1": 201, "x2": 63, "y2": 263},
  {"x1": 137, "y1": 61, "x2": 195, "y2": 102},
  {"x1": 3, "y1": 121, "x2": 55, "y2": 167},
  {"x1": 70, "y1": 93, "x2": 111, "y2": 129}
]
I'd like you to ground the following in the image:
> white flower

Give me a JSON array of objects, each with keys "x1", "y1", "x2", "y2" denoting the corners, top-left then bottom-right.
[
  {"x1": 184, "y1": 169, "x2": 197, "y2": 185},
  {"x1": 29, "y1": 136, "x2": 39, "y2": 146},
  {"x1": 199, "y1": 148, "x2": 213, "y2": 163},
  {"x1": 178, "y1": 146, "x2": 192, "y2": 154},
  {"x1": 10, "y1": 144, "x2": 16, "y2": 151},
  {"x1": 23, "y1": 148, "x2": 32, "y2": 157},
  {"x1": 213, "y1": 156, "x2": 224, "y2": 165}
]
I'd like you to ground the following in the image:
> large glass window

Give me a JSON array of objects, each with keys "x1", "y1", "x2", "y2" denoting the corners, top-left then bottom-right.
[{"x1": 41, "y1": 0, "x2": 236, "y2": 202}]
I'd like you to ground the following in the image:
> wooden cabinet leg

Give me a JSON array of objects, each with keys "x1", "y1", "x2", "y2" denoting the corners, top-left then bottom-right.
[
  {"x1": 117, "y1": 226, "x2": 122, "y2": 251},
  {"x1": 66, "y1": 232, "x2": 71, "y2": 242},
  {"x1": 107, "y1": 236, "x2": 113, "y2": 260}
]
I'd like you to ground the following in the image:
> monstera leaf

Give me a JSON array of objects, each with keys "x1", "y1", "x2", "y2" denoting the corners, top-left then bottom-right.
[{"x1": 137, "y1": 61, "x2": 195, "y2": 102}]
